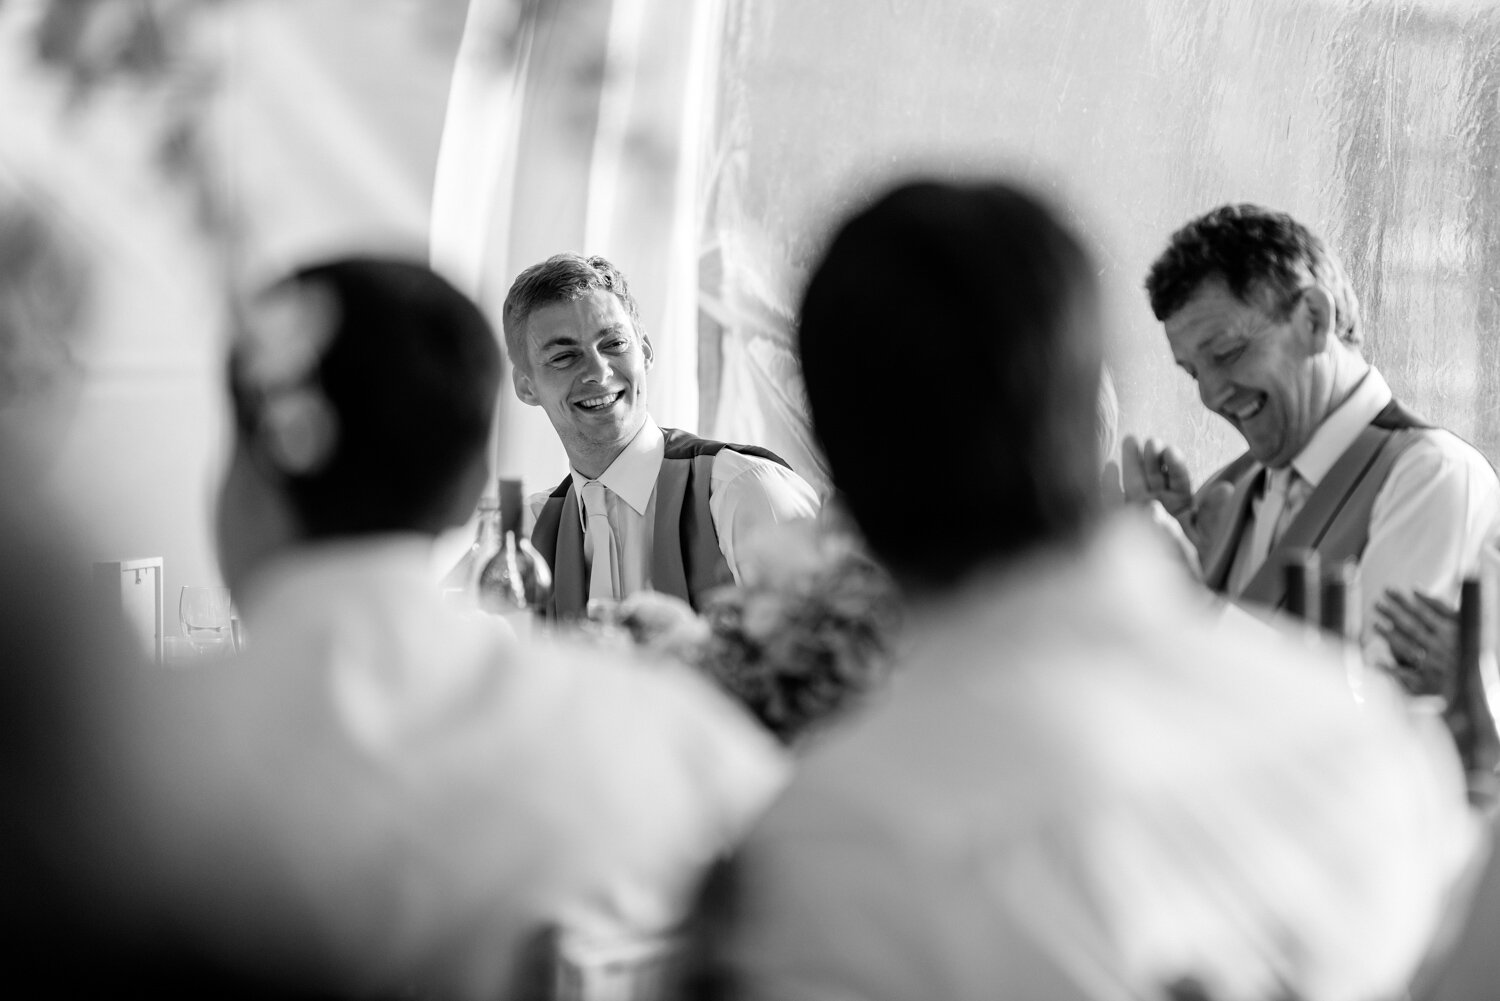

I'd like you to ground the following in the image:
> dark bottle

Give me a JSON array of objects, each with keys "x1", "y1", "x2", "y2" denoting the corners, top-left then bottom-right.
[
  {"x1": 1281, "y1": 548, "x2": 1320, "y2": 637},
  {"x1": 439, "y1": 492, "x2": 502, "y2": 609},
  {"x1": 1318, "y1": 560, "x2": 1364, "y2": 704},
  {"x1": 477, "y1": 478, "x2": 554, "y2": 632},
  {"x1": 1447, "y1": 576, "x2": 1500, "y2": 784}
]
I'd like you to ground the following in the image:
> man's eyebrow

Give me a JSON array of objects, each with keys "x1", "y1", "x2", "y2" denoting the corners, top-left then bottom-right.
[
  {"x1": 1204, "y1": 330, "x2": 1245, "y2": 352},
  {"x1": 1178, "y1": 328, "x2": 1237, "y2": 361},
  {"x1": 538, "y1": 333, "x2": 580, "y2": 353},
  {"x1": 538, "y1": 323, "x2": 627, "y2": 353}
]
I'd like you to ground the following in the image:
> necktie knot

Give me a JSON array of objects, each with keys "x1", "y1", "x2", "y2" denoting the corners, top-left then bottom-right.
[
  {"x1": 580, "y1": 479, "x2": 608, "y2": 517},
  {"x1": 1272, "y1": 467, "x2": 1311, "y2": 530},
  {"x1": 1246, "y1": 465, "x2": 1306, "y2": 576},
  {"x1": 1267, "y1": 466, "x2": 1294, "y2": 505}
]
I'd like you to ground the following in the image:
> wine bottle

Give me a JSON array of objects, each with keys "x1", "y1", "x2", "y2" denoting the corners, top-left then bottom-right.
[
  {"x1": 439, "y1": 492, "x2": 502, "y2": 609},
  {"x1": 477, "y1": 478, "x2": 554, "y2": 633},
  {"x1": 1281, "y1": 548, "x2": 1319, "y2": 640},
  {"x1": 1318, "y1": 559, "x2": 1363, "y2": 704},
  {"x1": 1448, "y1": 577, "x2": 1500, "y2": 784}
]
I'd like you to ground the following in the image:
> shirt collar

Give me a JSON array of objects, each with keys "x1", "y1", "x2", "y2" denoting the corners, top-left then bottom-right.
[
  {"x1": 570, "y1": 418, "x2": 663, "y2": 516},
  {"x1": 1288, "y1": 367, "x2": 1391, "y2": 487}
]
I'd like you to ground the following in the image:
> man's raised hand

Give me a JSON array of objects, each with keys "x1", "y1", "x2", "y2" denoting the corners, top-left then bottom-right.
[
  {"x1": 1121, "y1": 435, "x2": 1194, "y2": 517},
  {"x1": 1120, "y1": 435, "x2": 1235, "y2": 561}
]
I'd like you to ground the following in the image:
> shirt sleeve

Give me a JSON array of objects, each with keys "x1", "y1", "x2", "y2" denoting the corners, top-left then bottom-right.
[
  {"x1": 708, "y1": 451, "x2": 822, "y2": 584},
  {"x1": 1359, "y1": 430, "x2": 1500, "y2": 668}
]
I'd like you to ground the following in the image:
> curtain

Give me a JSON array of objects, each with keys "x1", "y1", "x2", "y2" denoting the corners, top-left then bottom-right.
[{"x1": 433, "y1": 0, "x2": 723, "y2": 494}]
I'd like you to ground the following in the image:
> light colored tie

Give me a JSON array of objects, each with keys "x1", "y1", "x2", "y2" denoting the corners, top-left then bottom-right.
[
  {"x1": 579, "y1": 479, "x2": 618, "y2": 602},
  {"x1": 1247, "y1": 466, "x2": 1306, "y2": 573}
]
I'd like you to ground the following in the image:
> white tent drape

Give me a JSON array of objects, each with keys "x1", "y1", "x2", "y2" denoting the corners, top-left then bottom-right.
[{"x1": 432, "y1": 0, "x2": 724, "y2": 494}]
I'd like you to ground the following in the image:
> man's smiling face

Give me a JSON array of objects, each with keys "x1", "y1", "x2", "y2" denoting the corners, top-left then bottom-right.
[
  {"x1": 1165, "y1": 277, "x2": 1321, "y2": 469},
  {"x1": 513, "y1": 288, "x2": 653, "y2": 473}
]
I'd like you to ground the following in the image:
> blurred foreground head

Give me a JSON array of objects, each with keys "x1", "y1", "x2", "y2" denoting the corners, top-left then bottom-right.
[
  {"x1": 797, "y1": 180, "x2": 1104, "y2": 590},
  {"x1": 219, "y1": 258, "x2": 500, "y2": 593}
]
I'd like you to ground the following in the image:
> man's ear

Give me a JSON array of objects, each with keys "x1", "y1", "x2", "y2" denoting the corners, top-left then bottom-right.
[
  {"x1": 642, "y1": 332, "x2": 654, "y2": 371},
  {"x1": 513, "y1": 364, "x2": 540, "y2": 407},
  {"x1": 1297, "y1": 285, "x2": 1337, "y2": 351}
]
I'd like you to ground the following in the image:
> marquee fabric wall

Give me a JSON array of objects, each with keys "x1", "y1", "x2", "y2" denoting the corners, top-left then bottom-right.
[
  {"x1": 440, "y1": 0, "x2": 1500, "y2": 498},
  {"x1": 433, "y1": 0, "x2": 723, "y2": 494},
  {"x1": 8, "y1": 0, "x2": 1500, "y2": 602}
]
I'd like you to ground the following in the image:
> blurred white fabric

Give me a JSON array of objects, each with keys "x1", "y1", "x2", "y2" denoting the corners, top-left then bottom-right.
[
  {"x1": 132, "y1": 533, "x2": 789, "y2": 1000},
  {"x1": 717, "y1": 511, "x2": 1478, "y2": 1001}
]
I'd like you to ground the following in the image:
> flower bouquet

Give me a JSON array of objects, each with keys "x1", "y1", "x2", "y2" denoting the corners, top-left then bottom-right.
[{"x1": 693, "y1": 521, "x2": 899, "y2": 746}]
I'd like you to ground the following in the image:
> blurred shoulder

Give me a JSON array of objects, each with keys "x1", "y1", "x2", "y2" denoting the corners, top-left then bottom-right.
[{"x1": 503, "y1": 632, "x2": 790, "y2": 773}]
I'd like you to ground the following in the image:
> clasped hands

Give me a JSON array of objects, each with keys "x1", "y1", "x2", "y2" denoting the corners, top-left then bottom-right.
[{"x1": 1374, "y1": 589, "x2": 1459, "y2": 700}]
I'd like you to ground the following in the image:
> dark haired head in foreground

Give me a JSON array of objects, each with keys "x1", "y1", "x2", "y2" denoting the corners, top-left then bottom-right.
[
  {"x1": 797, "y1": 180, "x2": 1103, "y2": 591},
  {"x1": 218, "y1": 257, "x2": 501, "y2": 594}
]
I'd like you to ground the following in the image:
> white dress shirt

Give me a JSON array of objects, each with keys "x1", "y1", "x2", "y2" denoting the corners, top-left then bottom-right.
[
  {"x1": 714, "y1": 513, "x2": 1478, "y2": 1001},
  {"x1": 530, "y1": 419, "x2": 821, "y2": 598},
  {"x1": 1227, "y1": 367, "x2": 1500, "y2": 667},
  {"x1": 132, "y1": 535, "x2": 789, "y2": 1001}
]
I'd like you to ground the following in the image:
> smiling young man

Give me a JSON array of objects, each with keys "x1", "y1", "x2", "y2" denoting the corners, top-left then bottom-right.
[
  {"x1": 1124, "y1": 203, "x2": 1500, "y2": 672},
  {"x1": 502, "y1": 253, "x2": 819, "y2": 620}
]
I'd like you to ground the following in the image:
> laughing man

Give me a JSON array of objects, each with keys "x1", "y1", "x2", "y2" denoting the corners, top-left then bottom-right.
[{"x1": 1123, "y1": 204, "x2": 1500, "y2": 676}]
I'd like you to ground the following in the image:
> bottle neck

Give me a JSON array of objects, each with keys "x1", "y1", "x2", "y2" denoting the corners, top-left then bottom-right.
[
  {"x1": 1281, "y1": 550, "x2": 1317, "y2": 621},
  {"x1": 1319, "y1": 565, "x2": 1360, "y2": 643},
  {"x1": 1460, "y1": 578, "x2": 1485, "y2": 670},
  {"x1": 499, "y1": 478, "x2": 525, "y2": 537}
]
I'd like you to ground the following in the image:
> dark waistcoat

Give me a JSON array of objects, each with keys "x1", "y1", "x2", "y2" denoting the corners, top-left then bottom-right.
[
  {"x1": 530, "y1": 427, "x2": 789, "y2": 620},
  {"x1": 1202, "y1": 399, "x2": 1431, "y2": 610}
]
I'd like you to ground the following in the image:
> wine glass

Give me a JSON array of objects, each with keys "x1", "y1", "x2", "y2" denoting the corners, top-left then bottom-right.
[{"x1": 180, "y1": 585, "x2": 233, "y2": 657}]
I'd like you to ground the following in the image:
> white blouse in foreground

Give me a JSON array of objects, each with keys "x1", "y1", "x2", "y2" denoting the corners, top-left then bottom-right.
[{"x1": 721, "y1": 512, "x2": 1478, "y2": 1001}]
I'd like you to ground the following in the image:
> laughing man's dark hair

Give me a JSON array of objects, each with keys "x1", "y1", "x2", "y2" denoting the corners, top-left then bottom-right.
[{"x1": 1144, "y1": 203, "x2": 1361, "y2": 346}]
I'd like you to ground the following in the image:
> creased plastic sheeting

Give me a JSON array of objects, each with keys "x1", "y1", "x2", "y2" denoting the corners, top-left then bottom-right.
[
  {"x1": 433, "y1": 0, "x2": 723, "y2": 493},
  {"x1": 699, "y1": 198, "x2": 830, "y2": 497},
  {"x1": 707, "y1": 298, "x2": 829, "y2": 500},
  {"x1": 704, "y1": 0, "x2": 1500, "y2": 486}
]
